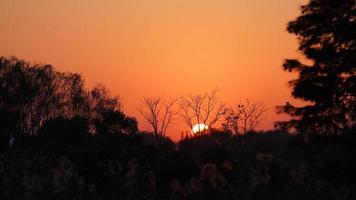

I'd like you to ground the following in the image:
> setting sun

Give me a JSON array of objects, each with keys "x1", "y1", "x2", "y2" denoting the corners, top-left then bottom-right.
[{"x1": 192, "y1": 123, "x2": 209, "y2": 134}]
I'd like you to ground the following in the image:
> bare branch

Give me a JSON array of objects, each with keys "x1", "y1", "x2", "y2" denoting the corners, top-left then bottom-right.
[
  {"x1": 138, "y1": 96, "x2": 179, "y2": 138},
  {"x1": 224, "y1": 99, "x2": 267, "y2": 135},
  {"x1": 179, "y1": 89, "x2": 225, "y2": 133}
]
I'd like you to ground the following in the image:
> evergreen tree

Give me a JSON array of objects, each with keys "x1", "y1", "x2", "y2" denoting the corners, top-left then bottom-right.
[{"x1": 277, "y1": 0, "x2": 356, "y2": 134}]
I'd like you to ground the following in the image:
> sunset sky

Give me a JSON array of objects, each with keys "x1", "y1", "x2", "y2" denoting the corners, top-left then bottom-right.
[{"x1": 0, "y1": 0, "x2": 306, "y2": 140}]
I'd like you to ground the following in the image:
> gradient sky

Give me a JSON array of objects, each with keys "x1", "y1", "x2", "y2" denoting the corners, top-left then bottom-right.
[{"x1": 0, "y1": 0, "x2": 306, "y2": 140}]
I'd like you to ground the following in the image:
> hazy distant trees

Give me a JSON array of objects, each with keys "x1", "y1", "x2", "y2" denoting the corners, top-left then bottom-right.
[
  {"x1": 138, "y1": 97, "x2": 179, "y2": 146},
  {"x1": 223, "y1": 99, "x2": 267, "y2": 135},
  {"x1": 179, "y1": 89, "x2": 226, "y2": 133},
  {"x1": 276, "y1": 0, "x2": 356, "y2": 135},
  {"x1": 0, "y1": 56, "x2": 137, "y2": 137}
]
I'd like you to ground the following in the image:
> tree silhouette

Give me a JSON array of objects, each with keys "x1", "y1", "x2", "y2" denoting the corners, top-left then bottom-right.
[
  {"x1": 222, "y1": 100, "x2": 267, "y2": 170},
  {"x1": 276, "y1": 0, "x2": 356, "y2": 135},
  {"x1": 179, "y1": 89, "x2": 226, "y2": 133},
  {"x1": 138, "y1": 97, "x2": 179, "y2": 146},
  {"x1": 224, "y1": 99, "x2": 267, "y2": 135},
  {"x1": 88, "y1": 84, "x2": 137, "y2": 135},
  {"x1": 0, "y1": 57, "x2": 69, "y2": 134},
  {"x1": 0, "y1": 56, "x2": 137, "y2": 138}
]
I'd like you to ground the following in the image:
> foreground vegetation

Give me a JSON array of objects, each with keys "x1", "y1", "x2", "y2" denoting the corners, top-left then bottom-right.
[{"x1": 1, "y1": 128, "x2": 355, "y2": 200}]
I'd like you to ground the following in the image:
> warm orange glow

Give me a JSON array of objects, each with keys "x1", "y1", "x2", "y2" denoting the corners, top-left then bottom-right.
[
  {"x1": 192, "y1": 124, "x2": 209, "y2": 134},
  {"x1": 0, "y1": 0, "x2": 306, "y2": 140}
]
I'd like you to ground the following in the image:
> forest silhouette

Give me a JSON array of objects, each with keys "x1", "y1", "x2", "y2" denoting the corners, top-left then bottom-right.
[{"x1": 0, "y1": 0, "x2": 355, "y2": 199}]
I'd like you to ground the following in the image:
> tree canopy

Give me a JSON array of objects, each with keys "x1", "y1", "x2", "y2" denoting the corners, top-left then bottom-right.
[
  {"x1": 277, "y1": 0, "x2": 356, "y2": 134},
  {"x1": 0, "y1": 56, "x2": 138, "y2": 137}
]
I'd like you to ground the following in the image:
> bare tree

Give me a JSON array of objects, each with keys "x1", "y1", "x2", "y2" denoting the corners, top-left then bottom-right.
[
  {"x1": 179, "y1": 89, "x2": 226, "y2": 133},
  {"x1": 223, "y1": 99, "x2": 267, "y2": 170},
  {"x1": 138, "y1": 97, "x2": 179, "y2": 145},
  {"x1": 224, "y1": 99, "x2": 267, "y2": 135}
]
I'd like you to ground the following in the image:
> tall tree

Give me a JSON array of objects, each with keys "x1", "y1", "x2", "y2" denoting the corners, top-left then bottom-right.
[
  {"x1": 0, "y1": 57, "x2": 63, "y2": 134},
  {"x1": 276, "y1": 0, "x2": 356, "y2": 134}
]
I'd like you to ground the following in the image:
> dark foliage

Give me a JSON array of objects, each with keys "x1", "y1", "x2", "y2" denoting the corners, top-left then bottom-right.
[
  {"x1": 0, "y1": 56, "x2": 138, "y2": 141},
  {"x1": 276, "y1": 0, "x2": 356, "y2": 134}
]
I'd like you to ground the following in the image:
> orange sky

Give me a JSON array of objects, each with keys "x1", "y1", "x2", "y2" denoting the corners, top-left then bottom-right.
[{"x1": 0, "y1": 0, "x2": 306, "y2": 140}]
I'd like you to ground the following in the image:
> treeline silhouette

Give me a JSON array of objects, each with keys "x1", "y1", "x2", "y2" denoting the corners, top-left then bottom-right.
[
  {"x1": 0, "y1": 56, "x2": 355, "y2": 200},
  {"x1": 0, "y1": 56, "x2": 137, "y2": 138}
]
